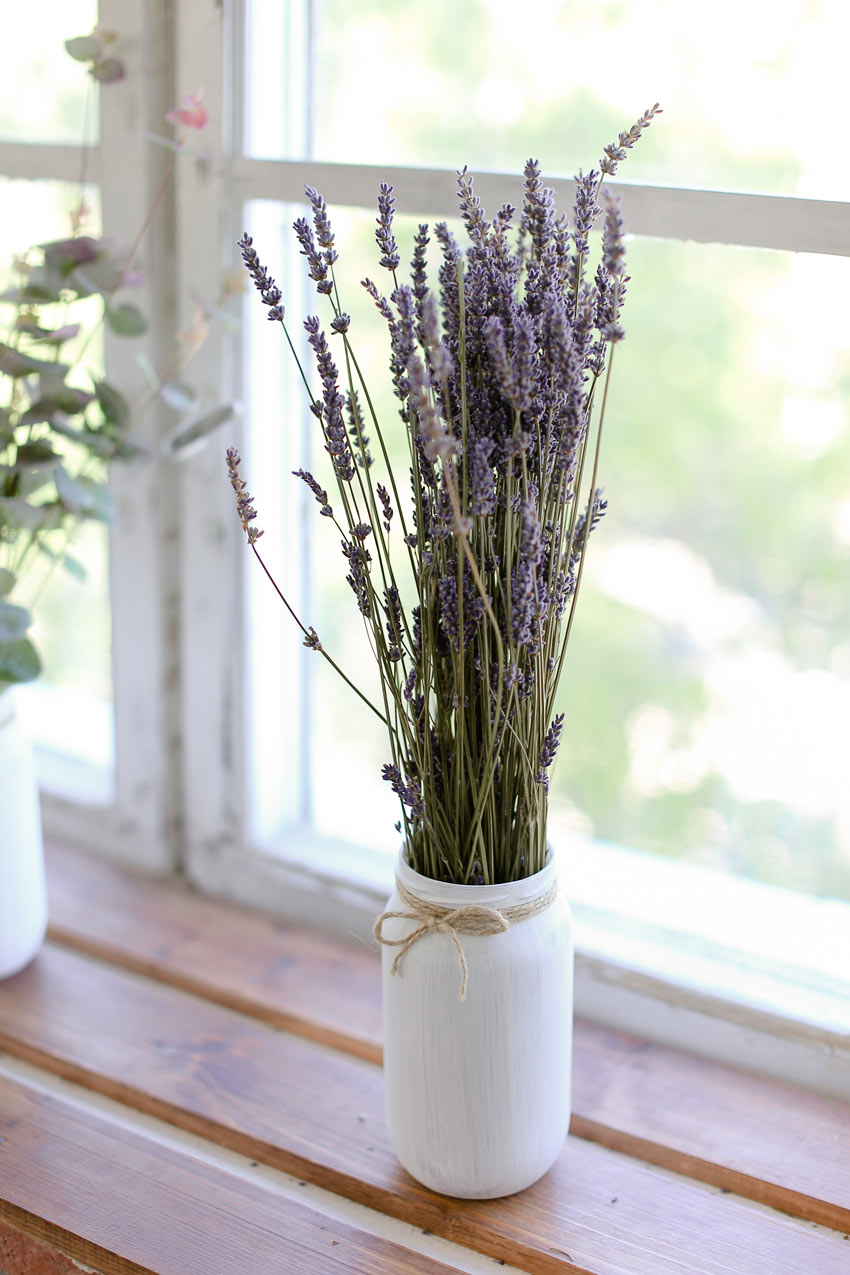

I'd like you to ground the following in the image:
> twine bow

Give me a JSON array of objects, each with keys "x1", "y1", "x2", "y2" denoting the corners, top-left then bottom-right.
[{"x1": 374, "y1": 876, "x2": 558, "y2": 1001}]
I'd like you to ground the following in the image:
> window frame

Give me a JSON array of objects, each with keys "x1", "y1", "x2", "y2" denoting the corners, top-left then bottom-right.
[{"x1": 8, "y1": 0, "x2": 848, "y2": 1095}]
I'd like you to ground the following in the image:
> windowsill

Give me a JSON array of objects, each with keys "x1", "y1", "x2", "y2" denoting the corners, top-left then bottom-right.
[{"x1": 0, "y1": 840, "x2": 848, "y2": 1274}]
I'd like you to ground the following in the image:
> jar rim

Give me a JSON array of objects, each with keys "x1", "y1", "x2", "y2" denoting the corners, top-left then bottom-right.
[{"x1": 396, "y1": 846, "x2": 555, "y2": 908}]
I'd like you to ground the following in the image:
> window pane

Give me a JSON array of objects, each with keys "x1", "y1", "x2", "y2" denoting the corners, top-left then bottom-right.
[
  {"x1": 553, "y1": 238, "x2": 850, "y2": 903},
  {"x1": 254, "y1": 0, "x2": 850, "y2": 201},
  {"x1": 0, "y1": 1, "x2": 99, "y2": 145},
  {"x1": 1, "y1": 179, "x2": 112, "y2": 786},
  {"x1": 245, "y1": 196, "x2": 850, "y2": 906}
]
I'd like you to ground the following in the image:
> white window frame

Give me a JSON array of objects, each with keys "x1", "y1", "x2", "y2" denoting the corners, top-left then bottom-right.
[
  {"x1": 1, "y1": 0, "x2": 178, "y2": 873},
  {"x1": 9, "y1": 1, "x2": 848, "y2": 1095}
]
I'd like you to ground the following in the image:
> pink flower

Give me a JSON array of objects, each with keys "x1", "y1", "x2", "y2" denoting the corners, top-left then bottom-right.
[{"x1": 166, "y1": 91, "x2": 208, "y2": 132}]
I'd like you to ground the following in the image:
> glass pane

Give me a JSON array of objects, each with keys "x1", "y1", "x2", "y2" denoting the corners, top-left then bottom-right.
[
  {"x1": 0, "y1": 0, "x2": 99, "y2": 145},
  {"x1": 245, "y1": 193, "x2": 850, "y2": 905},
  {"x1": 551, "y1": 238, "x2": 850, "y2": 903},
  {"x1": 1, "y1": 179, "x2": 112, "y2": 783},
  {"x1": 251, "y1": 0, "x2": 850, "y2": 200}
]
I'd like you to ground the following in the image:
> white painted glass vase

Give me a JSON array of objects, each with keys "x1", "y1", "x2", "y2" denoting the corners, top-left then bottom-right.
[
  {"x1": 378, "y1": 848, "x2": 573, "y2": 1199},
  {"x1": 0, "y1": 689, "x2": 47, "y2": 979}
]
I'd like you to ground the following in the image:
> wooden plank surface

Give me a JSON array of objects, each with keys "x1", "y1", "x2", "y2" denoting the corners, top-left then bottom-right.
[
  {"x1": 46, "y1": 840, "x2": 383, "y2": 1063},
  {"x1": 1, "y1": 944, "x2": 848, "y2": 1275},
  {"x1": 0, "y1": 1076, "x2": 461, "y2": 1275},
  {"x1": 0, "y1": 1214, "x2": 103, "y2": 1275},
  {"x1": 46, "y1": 841, "x2": 850, "y2": 1230}
]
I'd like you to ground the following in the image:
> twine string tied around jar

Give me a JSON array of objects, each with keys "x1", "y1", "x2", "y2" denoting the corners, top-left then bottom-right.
[{"x1": 373, "y1": 876, "x2": 559, "y2": 1001}]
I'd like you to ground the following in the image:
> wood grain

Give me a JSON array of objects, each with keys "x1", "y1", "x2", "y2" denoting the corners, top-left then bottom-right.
[
  {"x1": 0, "y1": 1213, "x2": 102, "y2": 1275},
  {"x1": 0, "y1": 1076, "x2": 460, "y2": 1275},
  {"x1": 45, "y1": 839, "x2": 383, "y2": 1063},
  {"x1": 1, "y1": 944, "x2": 848, "y2": 1275},
  {"x1": 46, "y1": 840, "x2": 850, "y2": 1230}
]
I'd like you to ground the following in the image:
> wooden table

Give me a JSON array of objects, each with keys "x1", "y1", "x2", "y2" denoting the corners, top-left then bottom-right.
[{"x1": 0, "y1": 841, "x2": 848, "y2": 1274}]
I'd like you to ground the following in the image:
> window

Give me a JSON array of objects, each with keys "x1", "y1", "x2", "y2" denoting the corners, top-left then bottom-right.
[{"x1": 13, "y1": 2, "x2": 850, "y2": 1094}]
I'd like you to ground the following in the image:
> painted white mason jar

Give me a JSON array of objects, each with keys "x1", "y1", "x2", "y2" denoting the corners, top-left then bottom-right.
[
  {"x1": 377, "y1": 849, "x2": 573, "y2": 1199},
  {"x1": 0, "y1": 689, "x2": 47, "y2": 979}
]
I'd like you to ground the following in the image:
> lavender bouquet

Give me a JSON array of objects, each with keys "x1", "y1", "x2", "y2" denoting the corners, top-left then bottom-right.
[{"x1": 230, "y1": 106, "x2": 660, "y2": 885}]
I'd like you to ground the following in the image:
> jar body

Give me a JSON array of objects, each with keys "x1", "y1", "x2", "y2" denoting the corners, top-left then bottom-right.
[
  {"x1": 0, "y1": 690, "x2": 47, "y2": 979},
  {"x1": 380, "y1": 850, "x2": 573, "y2": 1199}
]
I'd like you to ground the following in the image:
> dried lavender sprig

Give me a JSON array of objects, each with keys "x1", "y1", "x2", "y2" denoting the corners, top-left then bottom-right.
[
  {"x1": 238, "y1": 233, "x2": 284, "y2": 321},
  {"x1": 600, "y1": 102, "x2": 663, "y2": 176},
  {"x1": 293, "y1": 216, "x2": 333, "y2": 295},
  {"x1": 226, "y1": 446, "x2": 264, "y2": 544},
  {"x1": 293, "y1": 468, "x2": 333, "y2": 518},
  {"x1": 381, "y1": 762, "x2": 424, "y2": 818},
  {"x1": 376, "y1": 182, "x2": 400, "y2": 271},
  {"x1": 305, "y1": 184, "x2": 338, "y2": 265},
  {"x1": 376, "y1": 482, "x2": 393, "y2": 532},
  {"x1": 226, "y1": 448, "x2": 389, "y2": 727},
  {"x1": 535, "y1": 712, "x2": 564, "y2": 789},
  {"x1": 601, "y1": 191, "x2": 626, "y2": 279}
]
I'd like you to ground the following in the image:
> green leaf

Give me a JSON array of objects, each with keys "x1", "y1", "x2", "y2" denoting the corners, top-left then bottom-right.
[
  {"x1": 0, "y1": 497, "x2": 44, "y2": 530},
  {"x1": 0, "y1": 342, "x2": 63, "y2": 378},
  {"x1": 0, "y1": 568, "x2": 15, "y2": 598},
  {"x1": 105, "y1": 303, "x2": 148, "y2": 338},
  {"x1": 0, "y1": 599, "x2": 32, "y2": 641},
  {"x1": 30, "y1": 323, "x2": 81, "y2": 345},
  {"x1": 95, "y1": 380, "x2": 131, "y2": 429},
  {"x1": 0, "y1": 635, "x2": 41, "y2": 684},
  {"x1": 14, "y1": 441, "x2": 62, "y2": 468},
  {"x1": 42, "y1": 236, "x2": 101, "y2": 275},
  {"x1": 61, "y1": 553, "x2": 87, "y2": 583},
  {"x1": 90, "y1": 56, "x2": 126, "y2": 84},
  {"x1": 64, "y1": 34, "x2": 101, "y2": 62},
  {"x1": 55, "y1": 465, "x2": 97, "y2": 514}
]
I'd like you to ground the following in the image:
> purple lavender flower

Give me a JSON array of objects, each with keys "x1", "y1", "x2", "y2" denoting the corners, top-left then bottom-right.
[
  {"x1": 376, "y1": 182, "x2": 400, "y2": 271},
  {"x1": 330, "y1": 313, "x2": 350, "y2": 334},
  {"x1": 468, "y1": 435, "x2": 496, "y2": 516},
  {"x1": 346, "y1": 390, "x2": 372, "y2": 469},
  {"x1": 457, "y1": 166, "x2": 490, "y2": 247},
  {"x1": 438, "y1": 567, "x2": 485, "y2": 651},
  {"x1": 511, "y1": 312, "x2": 536, "y2": 413},
  {"x1": 376, "y1": 482, "x2": 393, "y2": 532},
  {"x1": 381, "y1": 762, "x2": 424, "y2": 817},
  {"x1": 304, "y1": 184, "x2": 338, "y2": 265},
  {"x1": 304, "y1": 316, "x2": 355, "y2": 481},
  {"x1": 600, "y1": 103, "x2": 662, "y2": 177},
  {"x1": 520, "y1": 159, "x2": 555, "y2": 261},
  {"x1": 602, "y1": 191, "x2": 626, "y2": 279},
  {"x1": 407, "y1": 350, "x2": 456, "y2": 464},
  {"x1": 293, "y1": 468, "x2": 333, "y2": 518},
  {"x1": 571, "y1": 489, "x2": 608, "y2": 568},
  {"x1": 484, "y1": 316, "x2": 516, "y2": 405},
  {"x1": 411, "y1": 224, "x2": 430, "y2": 305},
  {"x1": 293, "y1": 217, "x2": 333, "y2": 295},
  {"x1": 362, "y1": 277, "x2": 395, "y2": 323},
  {"x1": 421, "y1": 291, "x2": 452, "y2": 383},
  {"x1": 238, "y1": 234, "x2": 285, "y2": 321},
  {"x1": 535, "y1": 712, "x2": 565, "y2": 789},
  {"x1": 342, "y1": 538, "x2": 371, "y2": 617},
  {"x1": 384, "y1": 584, "x2": 403, "y2": 647}
]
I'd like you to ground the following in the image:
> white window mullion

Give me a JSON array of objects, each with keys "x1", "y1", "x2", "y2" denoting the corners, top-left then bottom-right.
[
  {"x1": 231, "y1": 157, "x2": 850, "y2": 258},
  {"x1": 0, "y1": 142, "x2": 97, "y2": 184},
  {"x1": 172, "y1": 0, "x2": 246, "y2": 889}
]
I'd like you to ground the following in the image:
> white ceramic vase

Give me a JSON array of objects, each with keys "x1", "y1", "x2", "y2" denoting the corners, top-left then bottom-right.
[
  {"x1": 0, "y1": 689, "x2": 47, "y2": 979},
  {"x1": 378, "y1": 849, "x2": 573, "y2": 1199}
]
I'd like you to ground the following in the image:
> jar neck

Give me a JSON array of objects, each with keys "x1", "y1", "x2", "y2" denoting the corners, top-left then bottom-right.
[{"x1": 396, "y1": 849, "x2": 555, "y2": 910}]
